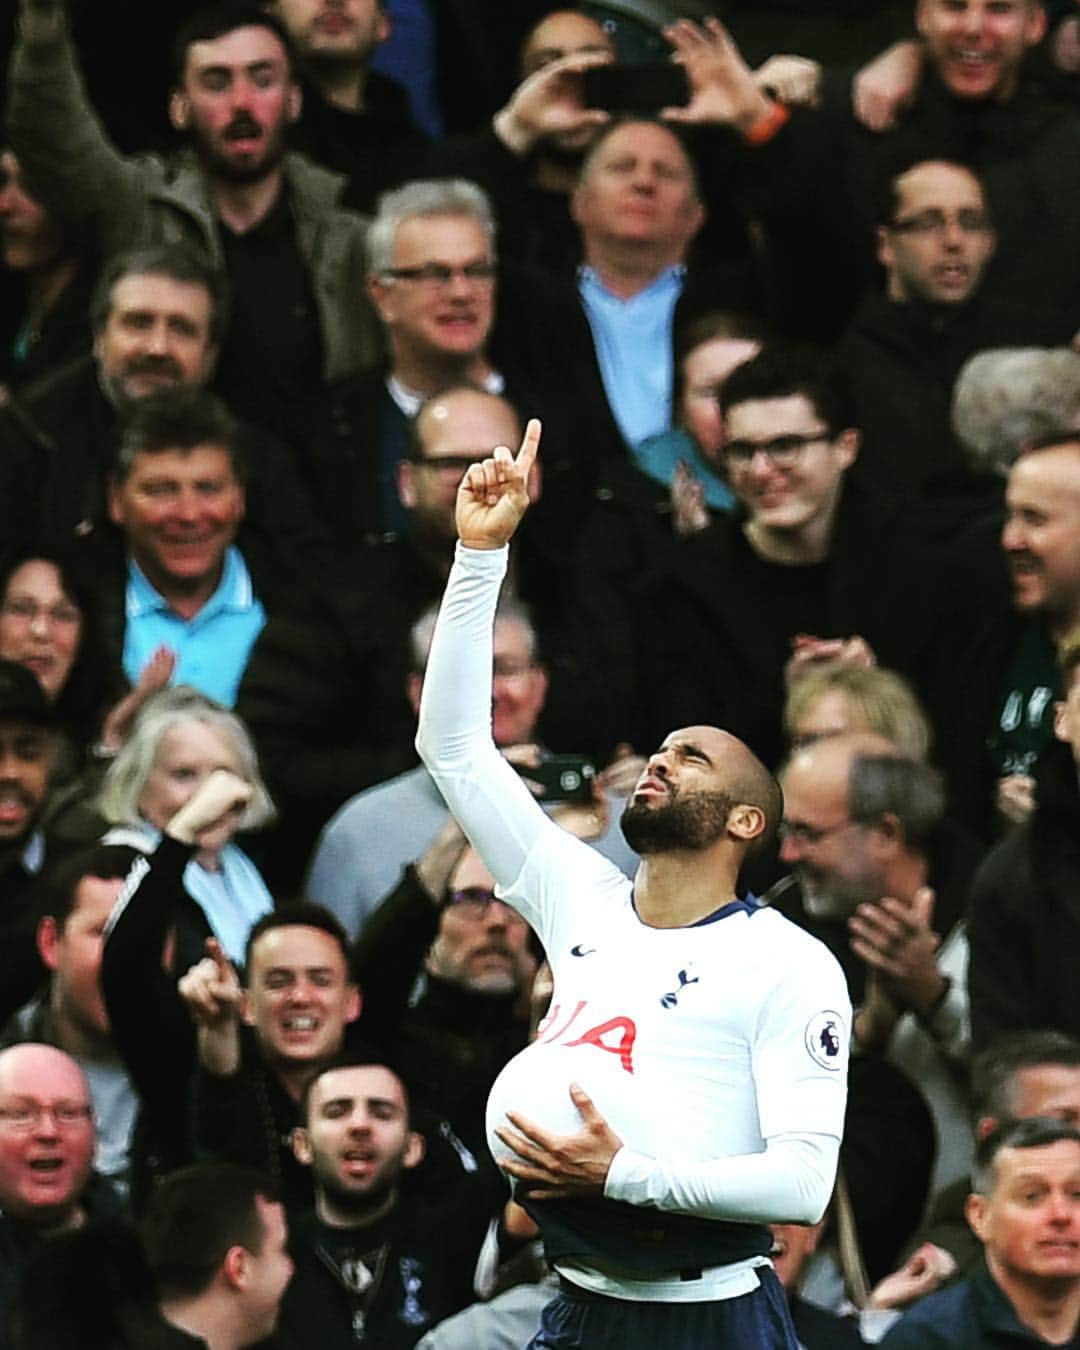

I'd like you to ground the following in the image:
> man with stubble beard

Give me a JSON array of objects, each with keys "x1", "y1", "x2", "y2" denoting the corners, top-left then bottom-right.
[
  {"x1": 281, "y1": 1054, "x2": 521, "y2": 1349},
  {"x1": 414, "y1": 420, "x2": 851, "y2": 1349}
]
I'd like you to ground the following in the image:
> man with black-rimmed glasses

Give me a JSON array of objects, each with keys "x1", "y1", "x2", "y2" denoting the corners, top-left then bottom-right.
[
  {"x1": 841, "y1": 150, "x2": 1069, "y2": 508},
  {"x1": 646, "y1": 343, "x2": 949, "y2": 775}
]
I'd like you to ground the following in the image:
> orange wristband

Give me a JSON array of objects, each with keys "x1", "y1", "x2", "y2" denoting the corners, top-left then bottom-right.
[{"x1": 742, "y1": 100, "x2": 791, "y2": 146}]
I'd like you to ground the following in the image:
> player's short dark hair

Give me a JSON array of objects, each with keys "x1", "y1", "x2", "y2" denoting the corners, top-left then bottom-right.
[
  {"x1": 971, "y1": 1116, "x2": 1080, "y2": 1196},
  {"x1": 971, "y1": 1031, "x2": 1080, "y2": 1123},
  {"x1": 720, "y1": 344, "x2": 854, "y2": 438},
  {"x1": 91, "y1": 244, "x2": 229, "y2": 348},
  {"x1": 141, "y1": 1163, "x2": 280, "y2": 1300},
  {"x1": 731, "y1": 753, "x2": 784, "y2": 860},
  {"x1": 113, "y1": 392, "x2": 247, "y2": 486},
  {"x1": 243, "y1": 901, "x2": 351, "y2": 977},
  {"x1": 39, "y1": 845, "x2": 141, "y2": 933},
  {"x1": 171, "y1": 2, "x2": 297, "y2": 84}
]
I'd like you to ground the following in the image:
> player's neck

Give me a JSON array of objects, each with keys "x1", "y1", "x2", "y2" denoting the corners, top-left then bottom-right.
[{"x1": 633, "y1": 848, "x2": 741, "y2": 927}]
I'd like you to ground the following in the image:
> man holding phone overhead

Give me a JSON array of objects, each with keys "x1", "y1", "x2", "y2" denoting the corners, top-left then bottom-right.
[{"x1": 415, "y1": 418, "x2": 850, "y2": 1349}]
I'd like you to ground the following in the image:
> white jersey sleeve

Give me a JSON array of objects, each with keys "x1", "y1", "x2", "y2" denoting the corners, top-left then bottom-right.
[{"x1": 416, "y1": 544, "x2": 617, "y2": 932}]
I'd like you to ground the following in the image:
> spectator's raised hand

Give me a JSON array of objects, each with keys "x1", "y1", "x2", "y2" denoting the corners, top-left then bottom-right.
[
  {"x1": 754, "y1": 54, "x2": 821, "y2": 107},
  {"x1": 494, "y1": 51, "x2": 612, "y2": 156},
  {"x1": 662, "y1": 18, "x2": 774, "y2": 133},
  {"x1": 97, "y1": 646, "x2": 176, "y2": 755},
  {"x1": 178, "y1": 937, "x2": 244, "y2": 1075},
  {"x1": 849, "y1": 886, "x2": 946, "y2": 1019},
  {"x1": 852, "y1": 39, "x2": 924, "y2": 132},
  {"x1": 869, "y1": 1241, "x2": 957, "y2": 1309}
]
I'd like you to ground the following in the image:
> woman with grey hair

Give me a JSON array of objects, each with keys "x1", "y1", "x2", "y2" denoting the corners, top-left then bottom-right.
[{"x1": 99, "y1": 687, "x2": 276, "y2": 968}]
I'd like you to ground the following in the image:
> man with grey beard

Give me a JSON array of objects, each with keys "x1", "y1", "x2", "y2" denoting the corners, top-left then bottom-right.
[
  {"x1": 773, "y1": 731, "x2": 979, "y2": 1194},
  {"x1": 352, "y1": 819, "x2": 537, "y2": 1167}
]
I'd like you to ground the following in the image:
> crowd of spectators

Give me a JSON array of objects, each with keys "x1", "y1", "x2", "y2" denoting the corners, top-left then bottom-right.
[{"x1": 0, "y1": 0, "x2": 1079, "y2": 1344}]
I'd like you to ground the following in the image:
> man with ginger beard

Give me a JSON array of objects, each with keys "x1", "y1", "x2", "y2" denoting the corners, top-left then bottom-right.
[
  {"x1": 282, "y1": 1054, "x2": 520, "y2": 1350},
  {"x1": 8, "y1": 0, "x2": 380, "y2": 443}
]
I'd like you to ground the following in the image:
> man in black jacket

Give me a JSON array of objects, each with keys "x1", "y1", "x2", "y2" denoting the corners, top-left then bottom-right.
[
  {"x1": 283, "y1": 1053, "x2": 513, "y2": 1350},
  {"x1": 968, "y1": 633, "x2": 1080, "y2": 1048},
  {"x1": 644, "y1": 345, "x2": 951, "y2": 772},
  {"x1": 841, "y1": 150, "x2": 1068, "y2": 514}
]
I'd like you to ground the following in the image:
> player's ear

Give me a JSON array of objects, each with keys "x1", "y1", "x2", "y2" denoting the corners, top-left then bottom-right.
[{"x1": 727, "y1": 803, "x2": 765, "y2": 842}]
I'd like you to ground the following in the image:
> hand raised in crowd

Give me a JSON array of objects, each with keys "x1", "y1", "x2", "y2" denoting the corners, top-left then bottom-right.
[
  {"x1": 785, "y1": 633, "x2": 877, "y2": 688},
  {"x1": 493, "y1": 51, "x2": 612, "y2": 156},
  {"x1": 178, "y1": 937, "x2": 244, "y2": 1076},
  {"x1": 996, "y1": 772, "x2": 1036, "y2": 827},
  {"x1": 852, "y1": 39, "x2": 924, "y2": 132},
  {"x1": 753, "y1": 54, "x2": 821, "y2": 107},
  {"x1": 671, "y1": 458, "x2": 710, "y2": 537},
  {"x1": 97, "y1": 645, "x2": 177, "y2": 756},
  {"x1": 852, "y1": 969, "x2": 901, "y2": 1052},
  {"x1": 598, "y1": 743, "x2": 648, "y2": 798},
  {"x1": 869, "y1": 1241, "x2": 958, "y2": 1310},
  {"x1": 848, "y1": 886, "x2": 947, "y2": 1020},
  {"x1": 415, "y1": 814, "x2": 469, "y2": 905},
  {"x1": 495, "y1": 1083, "x2": 623, "y2": 1199},
  {"x1": 661, "y1": 18, "x2": 775, "y2": 134},
  {"x1": 166, "y1": 768, "x2": 253, "y2": 849},
  {"x1": 456, "y1": 418, "x2": 541, "y2": 550}
]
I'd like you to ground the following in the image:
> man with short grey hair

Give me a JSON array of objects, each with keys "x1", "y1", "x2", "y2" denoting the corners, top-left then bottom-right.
[
  {"x1": 880, "y1": 1117, "x2": 1080, "y2": 1348},
  {"x1": 363, "y1": 178, "x2": 504, "y2": 533},
  {"x1": 951, "y1": 347, "x2": 1080, "y2": 479}
]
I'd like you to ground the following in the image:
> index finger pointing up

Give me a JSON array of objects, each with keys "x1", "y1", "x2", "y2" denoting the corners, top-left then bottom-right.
[{"x1": 516, "y1": 418, "x2": 542, "y2": 478}]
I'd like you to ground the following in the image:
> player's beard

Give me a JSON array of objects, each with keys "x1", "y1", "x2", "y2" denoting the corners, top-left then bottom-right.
[{"x1": 621, "y1": 786, "x2": 734, "y2": 854}]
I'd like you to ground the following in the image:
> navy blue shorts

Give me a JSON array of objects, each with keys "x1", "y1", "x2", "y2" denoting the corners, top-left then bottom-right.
[{"x1": 527, "y1": 1268, "x2": 799, "y2": 1349}]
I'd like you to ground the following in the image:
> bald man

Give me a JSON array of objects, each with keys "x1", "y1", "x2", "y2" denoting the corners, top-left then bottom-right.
[
  {"x1": 776, "y1": 732, "x2": 978, "y2": 1194},
  {"x1": 416, "y1": 422, "x2": 850, "y2": 1349},
  {"x1": 0, "y1": 1044, "x2": 97, "y2": 1345}
]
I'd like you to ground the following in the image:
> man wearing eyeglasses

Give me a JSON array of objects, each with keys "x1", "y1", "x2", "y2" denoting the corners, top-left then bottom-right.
[
  {"x1": 661, "y1": 11, "x2": 1080, "y2": 343},
  {"x1": 774, "y1": 733, "x2": 979, "y2": 1197},
  {"x1": 0, "y1": 1043, "x2": 98, "y2": 1345},
  {"x1": 352, "y1": 823, "x2": 537, "y2": 1166},
  {"x1": 647, "y1": 343, "x2": 947, "y2": 776},
  {"x1": 840, "y1": 151, "x2": 1068, "y2": 509}
]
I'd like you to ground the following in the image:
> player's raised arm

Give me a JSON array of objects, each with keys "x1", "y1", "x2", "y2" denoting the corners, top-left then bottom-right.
[
  {"x1": 456, "y1": 418, "x2": 541, "y2": 550},
  {"x1": 417, "y1": 417, "x2": 558, "y2": 896}
]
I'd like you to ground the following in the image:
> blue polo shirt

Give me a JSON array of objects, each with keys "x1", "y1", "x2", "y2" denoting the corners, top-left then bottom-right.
[
  {"x1": 122, "y1": 547, "x2": 266, "y2": 708},
  {"x1": 578, "y1": 264, "x2": 685, "y2": 450}
]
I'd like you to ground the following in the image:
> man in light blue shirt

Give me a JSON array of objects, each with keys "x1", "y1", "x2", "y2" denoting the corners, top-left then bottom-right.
[
  {"x1": 107, "y1": 394, "x2": 266, "y2": 707},
  {"x1": 572, "y1": 120, "x2": 706, "y2": 449}
]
